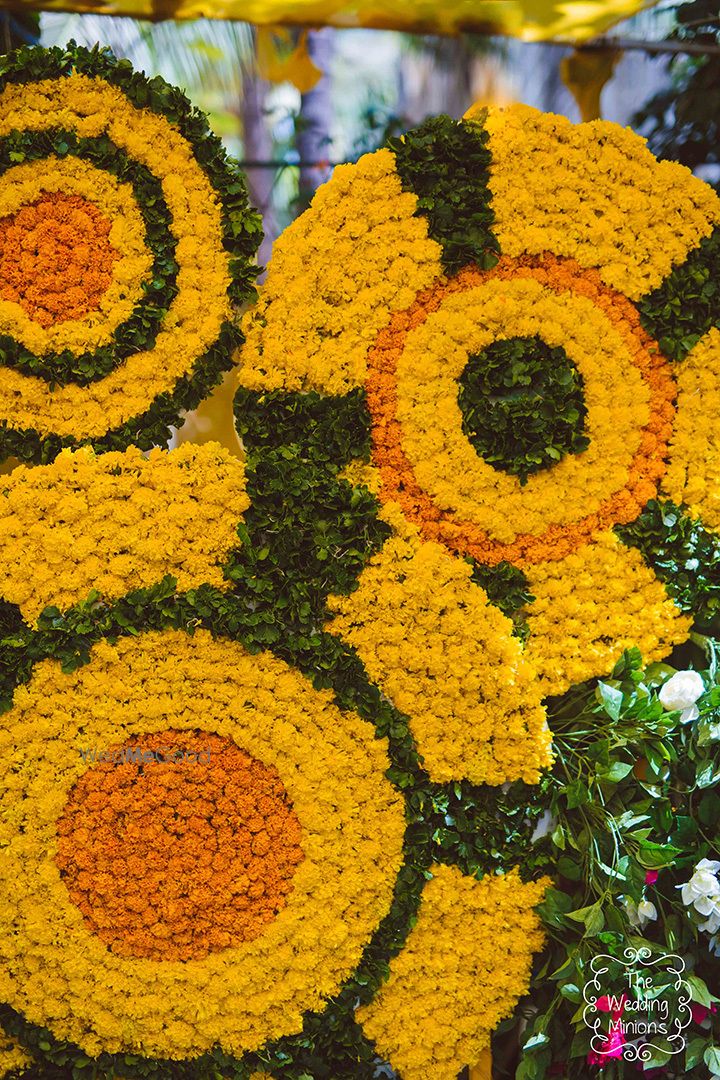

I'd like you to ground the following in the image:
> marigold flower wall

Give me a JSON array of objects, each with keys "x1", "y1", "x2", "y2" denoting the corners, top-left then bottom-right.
[
  {"x1": 0, "y1": 41, "x2": 719, "y2": 1080},
  {"x1": 234, "y1": 104, "x2": 720, "y2": 1078},
  {"x1": 0, "y1": 42, "x2": 546, "y2": 1080}
]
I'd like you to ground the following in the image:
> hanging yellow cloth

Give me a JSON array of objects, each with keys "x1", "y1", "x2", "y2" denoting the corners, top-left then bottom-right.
[
  {"x1": 560, "y1": 47, "x2": 623, "y2": 121},
  {"x1": 256, "y1": 26, "x2": 323, "y2": 91},
  {"x1": 175, "y1": 372, "x2": 244, "y2": 458},
  {"x1": 0, "y1": 0, "x2": 659, "y2": 40},
  {"x1": 469, "y1": 1048, "x2": 493, "y2": 1080}
]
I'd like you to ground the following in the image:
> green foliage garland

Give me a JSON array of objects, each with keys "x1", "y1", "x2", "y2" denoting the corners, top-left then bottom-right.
[{"x1": 388, "y1": 114, "x2": 499, "y2": 274}]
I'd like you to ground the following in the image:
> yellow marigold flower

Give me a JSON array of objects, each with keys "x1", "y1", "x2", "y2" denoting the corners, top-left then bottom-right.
[
  {"x1": 237, "y1": 102, "x2": 719, "y2": 713},
  {"x1": 358, "y1": 866, "x2": 548, "y2": 1080},
  {"x1": 0, "y1": 43, "x2": 260, "y2": 461},
  {"x1": 0, "y1": 442, "x2": 249, "y2": 622}
]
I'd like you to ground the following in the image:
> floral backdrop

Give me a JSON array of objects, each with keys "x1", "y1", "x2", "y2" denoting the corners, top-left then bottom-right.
[{"x1": 0, "y1": 40, "x2": 718, "y2": 1080}]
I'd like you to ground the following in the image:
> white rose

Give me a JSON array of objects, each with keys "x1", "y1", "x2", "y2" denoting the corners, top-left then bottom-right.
[{"x1": 659, "y1": 670, "x2": 705, "y2": 714}]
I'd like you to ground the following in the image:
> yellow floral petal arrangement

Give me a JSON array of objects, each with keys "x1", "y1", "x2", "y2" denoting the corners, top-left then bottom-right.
[
  {"x1": 0, "y1": 44, "x2": 551, "y2": 1080},
  {"x1": 2, "y1": 38, "x2": 720, "y2": 1080},
  {"x1": 234, "y1": 103, "x2": 720, "y2": 1075},
  {"x1": 0, "y1": 40, "x2": 261, "y2": 462},
  {"x1": 0, "y1": 442, "x2": 250, "y2": 621},
  {"x1": 237, "y1": 102, "x2": 720, "y2": 704}
]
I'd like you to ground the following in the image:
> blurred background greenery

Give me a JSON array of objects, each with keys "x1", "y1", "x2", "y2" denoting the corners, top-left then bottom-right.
[{"x1": 2, "y1": 0, "x2": 715, "y2": 262}]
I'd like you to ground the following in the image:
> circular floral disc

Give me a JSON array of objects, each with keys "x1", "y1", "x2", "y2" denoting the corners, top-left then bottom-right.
[
  {"x1": 0, "y1": 43, "x2": 261, "y2": 462},
  {"x1": 236, "y1": 104, "x2": 720, "y2": 697},
  {"x1": 55, "y1": 730, "x2": 305, "y2": 961},
  {"x1": 367, "y1": 256, "x2": 674, "y2": 564},
  {"x1": 0, "y1": 628, "x2": 405, "y2": 1059}
]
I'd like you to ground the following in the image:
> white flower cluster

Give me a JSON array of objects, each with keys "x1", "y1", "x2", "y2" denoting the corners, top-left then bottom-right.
[{"x1": 678, "y1": 859, "x2": 720, "y2": 955}]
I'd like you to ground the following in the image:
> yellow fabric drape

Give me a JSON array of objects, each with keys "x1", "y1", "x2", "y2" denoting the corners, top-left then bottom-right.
[
  {"x1": 560, "y1": 46, "x2": 622, "y2": 121},
  {"x1": 175, "y1": 372, "x2": 244, "y2": 457},
  {"x1": 0, "y1": 0, "x2": 659, "y2": 40},
  {"x1": 469, "y1": 1048, "x2": 493, "y2": 1079},
  {"x1": 256, "y1": 26, "x2": 323, "y2": 91}
]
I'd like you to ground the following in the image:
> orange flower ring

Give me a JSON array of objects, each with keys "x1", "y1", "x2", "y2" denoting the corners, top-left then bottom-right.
[
  {"x1": 366, "y1": 254, "x2": 676, "y2": 566},
  {"x1": 0, "y1": 192, "x2": 118, "y2": 328},
  {"x1": 55, "y1": 730, "x2": 304, "y2": 962}
]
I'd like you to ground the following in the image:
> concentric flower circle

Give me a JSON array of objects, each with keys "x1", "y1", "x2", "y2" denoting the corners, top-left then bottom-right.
[
  {"x1": 0, "y1": 154, "x2": 154, "y2": 366},
  {"x1": 0, "y1": 43, "x2": 260, "y2": 461},
  {"x1": 0, "y1": 629, "x2": 405, "y2": 1059},
  {"x1": 0, "y1": 433, "x2": 549, "y2": 1079},
  {"x1": 236, "y1": 103, "x2": 719, "y2": 703},
  {"x1": 228, "y1": 102, "x2": 720, "y2": 1077},
  {"x1": 367, "y1": 255, "x2": 674, "y2": 565}
]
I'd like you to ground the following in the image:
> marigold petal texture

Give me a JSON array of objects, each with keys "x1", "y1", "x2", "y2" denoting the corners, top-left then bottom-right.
[
  {"x1": 661, "y1": 327, "x2": 720, "y2": 528},
  {"x1": 357, "y1": 866, "x2": 549, "y2": 1080},
  {"x1": 484, "y1": 103, "x2": 720, "y2": 300},
  {"x1": 326, "y1": 505, "x2": 552, "y2": 785},
  {"x1": 523, "y1": 531, "x2": 691, "y2": 695},
  {"x1": 0, "y1": 628, "x2": 405, "y2": 1059},
  {"x1": 0, "y1": 442, "x2": 249, "y2": 621}
]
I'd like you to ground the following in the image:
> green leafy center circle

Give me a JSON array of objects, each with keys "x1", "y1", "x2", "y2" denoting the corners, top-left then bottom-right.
[{"x1": 457, "y1": 334, "x2": 590, "y2": 485}]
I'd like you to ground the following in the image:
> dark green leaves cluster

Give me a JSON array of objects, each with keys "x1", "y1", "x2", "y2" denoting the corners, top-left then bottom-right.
[
  {"x1": 457, "y1": 335, "x2": 589, "y2": 484},
  {"x1": 617, "y1": 499, "x2": 720, "y2": 634},
  {"x1": 234, "y1": 387, "x2": 371, "y2": 466},
  {"x1": 387, "y1": 113, "x2": 499, "y2": 275},
  {"x1": 469, "y1": 558, "x2": 535, "y2": 641},
  {"x1": 501, "y1": 647, "x2": 720, "y2": 1080},
  {"x1": 638, "y1": 227, "x2": 720, "y2": 362}
]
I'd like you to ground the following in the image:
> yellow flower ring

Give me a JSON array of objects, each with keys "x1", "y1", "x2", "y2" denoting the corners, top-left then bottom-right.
[
  {"x1": 0, "y1": 156, "x2": 150, "y2": 356},
  {"x1": 0, "y1": 43, "x2": 260, "y2": 462},
  {"x1": 368, "y1": 256, "x2": 674, "y2": 563},
  {"x1": 236, "y1": 103, "x2": 720, "y2": 708},
  {"x1": 0, "y1": 419, "x2": 548, "y2": 1079},
  {"x1": 0, "y1": 629, "x2": 406, "y2": 1060}
]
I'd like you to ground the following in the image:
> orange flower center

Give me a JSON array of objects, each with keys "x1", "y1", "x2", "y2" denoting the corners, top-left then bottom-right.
[
  {"x1": 55, "y1": 730, "x2": 304, "y2": 961},
  {"x1": 0, "y1": 192, "x2": 118, "y2": 329}
]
